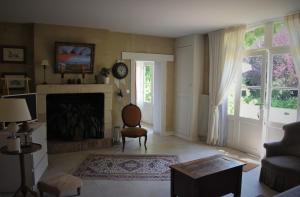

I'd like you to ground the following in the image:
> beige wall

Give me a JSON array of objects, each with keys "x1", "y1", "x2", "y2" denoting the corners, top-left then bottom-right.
[
  {"x1": 0, "y1": 22, "x2": 176, "y2": 130},
  {"x1": 0, "y1": 23, "x2": 34, "y2": 91}
]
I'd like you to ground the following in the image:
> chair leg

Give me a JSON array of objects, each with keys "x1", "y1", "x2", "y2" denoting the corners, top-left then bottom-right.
[
  {"x1": 122, "y1": 136, "x2": 125, "y2": 152},
  {"x1": 139, "y1": 137, "x2": 141, "y2": 147},
  {"x1": 144, "y1": 135, "x2": 147, "y2": 151},
  {"x1": 77, "y1": 187, "x2": 81, "y2": 196}
]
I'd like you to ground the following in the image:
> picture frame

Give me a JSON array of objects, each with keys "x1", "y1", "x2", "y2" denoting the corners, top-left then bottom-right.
[
  {"x1": 1, "y1": 46, "x2": 26, "y2": 64},
  {"x1": 2, "y1": 73, "x2": 27, "y2": 89},
  {"x1": 54, "y1": 42, "x2": 95, "y2": 73}
]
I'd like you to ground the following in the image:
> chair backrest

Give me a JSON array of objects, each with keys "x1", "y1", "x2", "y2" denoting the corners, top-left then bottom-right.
[
  {"x1": 122, "y1": 103, "x2": 141, "y2": 128},
  {"x1": 282, "y1": 121, "x2": 300, "y2": 144},
  {"x1": 282, "y1": 121, "x2": 300, "y2": 157}
]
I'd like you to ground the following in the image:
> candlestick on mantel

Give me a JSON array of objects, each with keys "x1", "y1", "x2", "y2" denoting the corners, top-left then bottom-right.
[
  {"x1": 60, "y1": 64, "x2": 65, "y2": 84},
  {"x1": 81, "y1": 65, "x2": 86, "y2": 84}
]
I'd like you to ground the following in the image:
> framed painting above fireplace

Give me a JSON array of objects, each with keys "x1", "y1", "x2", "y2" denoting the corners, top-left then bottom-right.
[{"x1": 54, "y1": 42, "x2": 95, "y2": 73}]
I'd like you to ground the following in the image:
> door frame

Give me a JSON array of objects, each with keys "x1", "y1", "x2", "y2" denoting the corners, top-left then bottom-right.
[
  {"x1": 232, "y1": 50, "x2": 269, "y2": 157},
  {"x1": 121, "y1": 52, "x2": 174, "y2": 135}
]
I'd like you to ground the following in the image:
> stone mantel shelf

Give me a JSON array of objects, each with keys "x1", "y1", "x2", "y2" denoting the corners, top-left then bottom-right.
[
  {"x1": 36, "y1": 84, "x2": 113, "y2": 94},
  {"x1": 36, "y1": 84, "x2": 113, "y2": 139}
]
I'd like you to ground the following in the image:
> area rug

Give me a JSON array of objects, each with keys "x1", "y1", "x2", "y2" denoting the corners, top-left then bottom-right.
[
  {"x1": 73, "y1": 154, "x2": 178, "y2": 181},
  {"x1": 227, "y1": 156, "x2": 259, "y2": 172},
  {"x1": 243, "y1": 161, "x2": 259, "y2": 172}
]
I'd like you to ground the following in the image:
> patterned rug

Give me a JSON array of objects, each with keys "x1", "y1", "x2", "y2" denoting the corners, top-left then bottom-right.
[{"x1": 73, "y1": 154, "x2": 178, "y2": 181}]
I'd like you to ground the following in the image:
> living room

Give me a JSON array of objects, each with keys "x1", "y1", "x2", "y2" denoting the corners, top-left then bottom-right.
[{"x1": 0, "y1": 1, "x2": 300, "y2": 197}]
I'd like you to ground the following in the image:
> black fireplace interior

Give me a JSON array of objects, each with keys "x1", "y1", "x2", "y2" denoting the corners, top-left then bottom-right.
[{"x1": 46, "y1": 93, "x2": 104, "y2": 141}]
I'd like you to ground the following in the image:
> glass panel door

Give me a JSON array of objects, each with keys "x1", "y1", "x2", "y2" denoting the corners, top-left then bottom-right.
[
  {"x1": 269, "y1": 53, "x2": 299, "y2": 124},
  {"x1": 240, "y1": 55, "x2": 264, "y2": 120},
  {"x1": 236, "y1": 51, "x2": 267, "y2": 156}
]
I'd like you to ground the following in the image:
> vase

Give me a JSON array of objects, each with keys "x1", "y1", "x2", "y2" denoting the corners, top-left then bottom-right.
[{"x1": 104, "y1": 77, "x2": 110, "y2": 84}]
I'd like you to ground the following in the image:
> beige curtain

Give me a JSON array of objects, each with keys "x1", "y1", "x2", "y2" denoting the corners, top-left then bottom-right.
[
  {"x1": 285, "y1": 13, "x2": 300, "y2": 80},
  {"x1": 207, "y1": 26, "x2": 246, "y2": 146}
]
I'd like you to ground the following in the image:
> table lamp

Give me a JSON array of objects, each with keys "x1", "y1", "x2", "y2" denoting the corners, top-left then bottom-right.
[
  {"x1": 0, "y1": 99, "x2": 32, "y2": 152},
  {"x1": 41, "y1": 59, "x2": 49, "y2": 84}
]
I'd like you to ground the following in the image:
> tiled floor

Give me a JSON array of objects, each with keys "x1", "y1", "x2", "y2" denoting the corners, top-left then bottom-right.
[{"x1": 1, "y1": 133, "x2": 278, "y2": 197}]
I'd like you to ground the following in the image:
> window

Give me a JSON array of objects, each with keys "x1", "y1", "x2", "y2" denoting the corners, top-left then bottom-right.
[
  {"x1": 239, "y1": 56, "x2": 263, "y2": 119},
  {"x1": 269, "y1": 53, "x2": 298, "y2": 123},
  {"x1": 272, "y1": 22, "x2": 289, "y2": 47},
  {"x1": 244, "y1": 26, "x2": 265, "y2": 49},
  {"x1": 143, "y1": 63, "x2": 153, "y2": 103},
  {"x1": 227, "y1": 20, "x2": 299, "y2": 123}
]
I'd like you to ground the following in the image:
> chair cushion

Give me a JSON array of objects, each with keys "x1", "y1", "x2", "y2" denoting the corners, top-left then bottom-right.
[
  {"x1": 274, "y1": 185, "x2": 300, "y2": 197},
  {"x1": 262, "y1": 156, "x2": 300, "y2": 174},
  {"x1": 121, "y1": 127, "x2": 147, "y2": 138}
]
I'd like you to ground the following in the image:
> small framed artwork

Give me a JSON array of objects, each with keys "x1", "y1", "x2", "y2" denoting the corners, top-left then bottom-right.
[
  {"x1": 54, "y1": 42, "x2": 95, "y2": 73},
  {"x1": 2, "y1": 73, "x2": 27, "y2": 89},
  {"x1": 1, "y1": 46, "x2": 26, "y2": 64}
]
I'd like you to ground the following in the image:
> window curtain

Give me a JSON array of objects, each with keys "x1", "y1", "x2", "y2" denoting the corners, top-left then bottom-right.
[
  {"x1": 207, "y1": 26, "x2": 246, "y2": 146},
  {"x1": 285, "y1": 13, "x2": 300, "y2": 81}
]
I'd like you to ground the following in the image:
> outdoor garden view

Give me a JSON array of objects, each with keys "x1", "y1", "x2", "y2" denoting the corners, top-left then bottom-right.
[{"x1": 228, "y1": 22, "x2": 299, "y2": 123}]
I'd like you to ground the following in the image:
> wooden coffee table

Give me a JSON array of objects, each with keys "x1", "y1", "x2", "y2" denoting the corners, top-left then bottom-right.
[{"x1": 169, "y1": 154, "x2": 245, "y2": 197}]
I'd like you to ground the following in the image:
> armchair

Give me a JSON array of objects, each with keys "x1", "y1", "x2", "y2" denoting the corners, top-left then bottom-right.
[{"x1": 260, "y1": 121, "x2": 300, "y2": 192}]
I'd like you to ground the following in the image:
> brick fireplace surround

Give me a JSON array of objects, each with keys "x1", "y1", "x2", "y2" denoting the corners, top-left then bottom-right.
[{"x1": 36, "y1": 84, "x2": 113, "y2": 153}]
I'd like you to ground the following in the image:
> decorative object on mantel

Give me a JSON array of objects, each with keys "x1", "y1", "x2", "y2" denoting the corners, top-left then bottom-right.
[
  {"x1": 1, "y1": 46, "x2": 26, "y2": 64},
  {"x1": 81, "y1": 65, "x2": 86, "y2": 84},
  {"x1": 1, "y1": 73, "x2": 30, "y2": 95},
  {"x1": 95, "y1": 67, "x2": 110, "y2": 84},
  {"x1": 73, "y1": 154, "x2": 178, "y2": 181},
  {"x1": 112, "y1": 61, "x2": 128, "y2": 80},
  {"x1": 59, "y1": 63, "x2": 65, "y2": 84},
  {"x1": 41, "y1": 59, "x2": 49, "y2": 84},
  {"x1": 0, "y1": 98, "x2": 32, "y2": 152},
  {"x1": 54, "y1": 42, "x2": 95, "y2": 73}
]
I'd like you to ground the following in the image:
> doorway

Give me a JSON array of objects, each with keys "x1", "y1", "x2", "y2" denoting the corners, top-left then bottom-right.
[
  {"x1": 122, "y1": 52, "x2": 173, "y2": 135},
  {"x1": 136, "y1": 61, "x2": 154, "y2": 132},
  {"x1": 227, "y1": 22, "x2": 300, "y2": 157},
  {"x1": 233, "y1": 52, "x2": 268, "y2": 156}
]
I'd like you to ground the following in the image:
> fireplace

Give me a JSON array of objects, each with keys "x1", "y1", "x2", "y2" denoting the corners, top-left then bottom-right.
[
  {"x1": 46, "y1": 93, "x2": 104, "y2": 141},
  {"x1": 37, "y1": 84, "x2": 113, "y2": 153}
]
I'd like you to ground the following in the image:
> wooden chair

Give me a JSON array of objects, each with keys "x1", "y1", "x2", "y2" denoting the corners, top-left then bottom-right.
[{"x1": 121, "y1": 103, "x2": 147, "y2": 152}]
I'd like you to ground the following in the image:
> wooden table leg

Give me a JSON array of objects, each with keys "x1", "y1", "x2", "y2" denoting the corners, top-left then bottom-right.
[
  {"x1": 171, "y1": 169, "x2": 176, "y2": 197},
  {"x1": 234, "y1": 168, "x2": 243, "y2": 197}
]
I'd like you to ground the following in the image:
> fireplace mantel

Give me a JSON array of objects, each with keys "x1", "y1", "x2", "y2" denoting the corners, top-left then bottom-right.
[{"x1": 36, "y1": 84, "x2": 113, "y2": 138}]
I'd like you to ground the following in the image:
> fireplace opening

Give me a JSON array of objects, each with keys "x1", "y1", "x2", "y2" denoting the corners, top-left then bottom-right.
[{"x1": 46, "y1": 93, "x2": 104, "y2": 141}]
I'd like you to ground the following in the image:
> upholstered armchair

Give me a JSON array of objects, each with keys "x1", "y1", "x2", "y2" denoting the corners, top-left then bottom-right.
[{"x1": 260, "y1": 121, "x2": 300, "y2": 192}]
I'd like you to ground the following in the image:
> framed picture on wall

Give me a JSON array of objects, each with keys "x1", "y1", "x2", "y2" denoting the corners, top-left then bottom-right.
[
  {"x1": 1, "y1": 46, "x2": 26, "y2": 64},
  {"x1": 2, "y1": 73, "x2": 27, "y2": 89},
  {"x1": 54, "y1": 42, "x2": 95, "y2": 73}
]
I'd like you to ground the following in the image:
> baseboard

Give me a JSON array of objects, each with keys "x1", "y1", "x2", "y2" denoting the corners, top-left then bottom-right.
[
  {"x1": 153, "y1": 131, "x2": 174, "y2": 136},
  {"x1": 174, "y1": 133, "x2": 199, "y2": 142},
  {"x1": 160, "y1": 131, "x2": 174, "y2": 136}
]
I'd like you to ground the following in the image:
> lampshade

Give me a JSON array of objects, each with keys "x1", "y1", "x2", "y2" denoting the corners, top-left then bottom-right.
[
  {"x1": 41, "y1": 59, "x2": 49, "y2": 66},
  {"x1": 0, "y1": 99, "x2": 31, "y2": 122}
]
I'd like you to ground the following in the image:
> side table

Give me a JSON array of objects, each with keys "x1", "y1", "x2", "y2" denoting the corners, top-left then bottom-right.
[{"x1": 0, "y1": 143, "x2": 42, "y2": 197}]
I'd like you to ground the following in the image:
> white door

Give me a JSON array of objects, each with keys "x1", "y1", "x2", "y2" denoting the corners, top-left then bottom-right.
[
  {"x1": 235, "y1": 51, "x2": 268, "y2": 156},
  {"x1": 228, "y1": 22, "x2": 300, "y2": 157},
  {"x1": 174, "y1": 45, "x2": 193, "y2": 138},
  {"x1": 136, "y1": 61, "x2": 154, "y2": 125}
]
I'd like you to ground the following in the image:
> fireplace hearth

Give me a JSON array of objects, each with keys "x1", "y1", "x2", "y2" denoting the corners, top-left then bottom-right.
[{"x1": 46, "y1": 93, "x2": 104, "y2": 141}]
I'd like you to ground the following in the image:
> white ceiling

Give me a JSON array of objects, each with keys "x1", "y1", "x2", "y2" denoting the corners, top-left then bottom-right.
[{"x1": 0, "y1": 0, "x2": 300, "y2": 38}]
